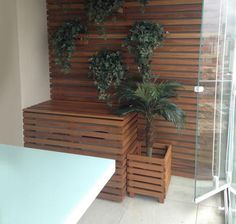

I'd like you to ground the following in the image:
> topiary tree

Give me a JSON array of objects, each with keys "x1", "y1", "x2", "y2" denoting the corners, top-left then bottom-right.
[
  {"x1": 89, "y1": 49, "x2": 127, "y2": 103},
  {"x1": 124, "y1": 21, "x2": 165, "y2": 82},
  {"x1": 51, "y1": 19, "x2": 87, "y2": 73}
]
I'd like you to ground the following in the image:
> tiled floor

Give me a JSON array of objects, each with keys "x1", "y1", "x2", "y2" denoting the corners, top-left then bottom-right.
[{"x1": 78, "y1": 176, "x2": 225, "y2": 224}]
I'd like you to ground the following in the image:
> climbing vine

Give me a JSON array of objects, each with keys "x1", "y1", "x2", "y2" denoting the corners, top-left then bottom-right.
[
  {"x1": 85, "y1": 0, "x2": 124, "y2": 25},
  {"x1": 89, "y1": 49, "x2": 127, "y2": 102},
  {"x1": 137, "y1": 0, "x2": 149, "y2": 6},
  {"x1": 51, "y1": 19, "x2": 87, "y2": 73},
  {"x1": 124, "y1": 21, "x2": 165, "y2": 81}
]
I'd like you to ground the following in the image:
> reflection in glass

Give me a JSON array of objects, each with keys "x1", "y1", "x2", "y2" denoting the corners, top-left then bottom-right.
[{"x1": 195, "y1": 0, "x2": 235, "y2": 200}]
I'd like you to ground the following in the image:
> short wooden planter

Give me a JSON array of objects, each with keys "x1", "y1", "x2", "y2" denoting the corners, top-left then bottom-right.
[{"x1": 127, "y1": 142, "x2": 172, "y2": 203}]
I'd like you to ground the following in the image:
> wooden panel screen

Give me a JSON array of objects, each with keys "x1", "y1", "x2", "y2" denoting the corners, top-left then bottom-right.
[{"x1": 46, "y1": 0, "x2": 202, "y2": 177}]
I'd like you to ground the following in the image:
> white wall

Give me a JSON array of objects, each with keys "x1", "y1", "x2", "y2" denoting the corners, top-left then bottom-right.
[
  {"x1": 0, "y1": 0, "x2": 23, "y2": 145},
  {"x1": 0, "y1": 0, "x2": 50, "y2": 145},
  {"x1": 17, "y1": 0, "x2": 50, "y2": 108}
]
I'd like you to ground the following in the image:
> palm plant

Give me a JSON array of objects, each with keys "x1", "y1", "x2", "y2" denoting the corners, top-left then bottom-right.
[{"x1": 116, "y1": 81, "x2": 185, "y2": 157}]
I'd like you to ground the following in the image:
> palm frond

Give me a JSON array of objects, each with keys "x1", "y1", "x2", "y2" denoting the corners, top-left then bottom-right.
[
  {"x1": 116, "y1": 82, "x2": 138, "y2": 103},
  {"x1": 154, "y1": 82, "x2": 183, "y2": 99},
  {"x1": 116, "y1": 104, "x2": 146, "y2": 116},
  {"x1": 115, "y1": 105, "x2": 136, "y2": 116},
  {"x1": 116, "y1": 80, "x2": 185, "y2": 128},
  {"x1": 157, "y1": 102, "x2": 185, "y2": 129}
]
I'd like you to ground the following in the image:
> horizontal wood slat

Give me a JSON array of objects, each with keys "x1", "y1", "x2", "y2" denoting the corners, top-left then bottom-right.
[
  {"x1": 44, "y1": 0, "x2": 202, "y2": 178},
  {"x1": 23, "y1": 101, "x2": 138, "y2": 202},
  {"x1": 47, "y1": 0, "x2": 201, "y2": 102},
  {"x1": 127, "y1": 143, "x2": 172, "y2": 203}
]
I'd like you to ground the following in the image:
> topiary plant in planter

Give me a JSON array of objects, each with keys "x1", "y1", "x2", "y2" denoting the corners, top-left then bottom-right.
[
  {"x1": 89, "y1": 49, "x2": 127, "y2": 102},
  {"x1": 116, "y1": 80, "x2": 185, "y2": 202},
  {"x1": 51, "y1": 19, "x2": 87, "y2": 73},
  {"x1": 85, "y1": 0, "x2": 124, "y2": 31},
  {"x1": 117, "y1": 81, "x2": 185, "y2": 157},
  {"x1": 124, "y1": 21, "x2": 166, "y2": 82}
]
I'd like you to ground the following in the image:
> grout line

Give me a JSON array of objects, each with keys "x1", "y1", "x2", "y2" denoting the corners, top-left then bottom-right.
[
  {"x1": 117, "y1": 198, "x2": 131, "y2": 224},
  {"x1": 195, "y1": 204, "x2": 199, "y2": 224},
  {"x1": 117, "y1": 211, "x2": 126, "y2": 224},
  {"x1": 165, "y1": 197, "x2": 196, "y2": 205},
  {"x1": 197, "y1": 203, "x2": 221, "y2": 209}
]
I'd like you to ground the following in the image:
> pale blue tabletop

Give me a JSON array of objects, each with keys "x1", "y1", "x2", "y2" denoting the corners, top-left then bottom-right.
[{"x1": 0, "y1": 144, "x2": 115, "y2": 224}]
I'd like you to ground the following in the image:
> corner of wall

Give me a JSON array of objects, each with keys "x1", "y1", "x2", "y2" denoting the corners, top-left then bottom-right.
[{"x1": 16, "y1": 0, "x2": 50, "y2": 109}]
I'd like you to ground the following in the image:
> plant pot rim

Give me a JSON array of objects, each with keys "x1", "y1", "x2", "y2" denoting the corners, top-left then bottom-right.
[{"x1": 128, "y1": 141, "x2": 172, "y2": 165}]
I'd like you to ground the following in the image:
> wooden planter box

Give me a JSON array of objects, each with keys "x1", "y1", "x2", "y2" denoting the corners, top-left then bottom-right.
[
  {"x1": 23, "y1": 100, "x2": 138, "y2": 202},
  {"x1": 127, "y1": 142, "x2": 172, "y2": 203}
]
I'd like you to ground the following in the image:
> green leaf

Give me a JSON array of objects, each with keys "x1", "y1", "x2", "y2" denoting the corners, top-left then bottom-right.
[
  {"x1": 51, "y1": 19, "x2": 87, "y2": 73},
  {"x1": 85, "y1": 0, "x2": 124, "y2": 34},
  {"x1": 124, "y1": 21, "x2": 165, "y2": 82},
  {"x1": 89, "y1": 49, "x2": 127, "y2": 103},
  {"x1": 116, "y1": 80, "x2": 185, "y2": 128}
]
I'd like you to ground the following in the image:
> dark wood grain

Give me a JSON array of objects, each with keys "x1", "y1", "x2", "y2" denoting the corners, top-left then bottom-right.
[
  {"x1": 127, "y1": 143, "x2": 172, "y2": 203},
  {"x1": 27, "y1": 0, "x2": 203, "y2": 178},
  {"x1": 24, "y1": 101, "x2": 138, "y2": 202}
]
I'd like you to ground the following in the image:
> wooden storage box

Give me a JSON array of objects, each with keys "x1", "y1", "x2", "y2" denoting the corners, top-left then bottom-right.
[
  {"x1": 23, "y1": 100, "x2": 138, "y2": 202},
  {"x1": 127, "y1": 142, "x2": 172, "y2": 203}
]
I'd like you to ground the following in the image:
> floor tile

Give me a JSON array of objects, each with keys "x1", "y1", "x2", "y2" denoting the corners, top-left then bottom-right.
[
  {"x1": 196, "y1": 205, "x2": 225, "y2": 224},
  {"x1": 119, "y1": 196, "x2": 159, "y2": 224},
  {"x1": 78, "y1": 198, "x2": 129, "y2": 224},
  {"x1": 156, "y1": 200, "x2": 197, "y2": 224},
  {"x1": 77, "y1": 176, "x2": 225, "y2": 224},
  {"x1": 165, "y1": 176, "x2": 195, "y2": 204},
  {"x1": 199, "y1": 193, "x2": 222, "y2": 208},
  {"x1": 170, "y1": 176, "x2": 195, "y2": 188}
]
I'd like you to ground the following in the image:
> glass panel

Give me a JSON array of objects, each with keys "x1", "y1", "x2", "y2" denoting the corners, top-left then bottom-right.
[
  {"x1": 228, "y1": 96, "x2": 236, "y2": 223},
  {"x1": 228, "y1": 0, "x2": 236, "y2": 221},
  {"x1": 195, "y1": 0, "x2": 234, "y2": 200},
  {"x1": 229, "y1": 191, "x2": 236, "y2": 224},
  {"x1": 229, "y1": 119, "x2": 236, "y2": 223}
]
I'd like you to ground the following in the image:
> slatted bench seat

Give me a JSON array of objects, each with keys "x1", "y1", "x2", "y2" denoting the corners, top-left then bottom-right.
[{"x1": 23, "y1": 100, "x2": 138, "y2": 202}]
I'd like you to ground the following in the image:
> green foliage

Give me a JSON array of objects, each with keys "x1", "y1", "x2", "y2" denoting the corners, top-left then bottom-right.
[
  {"x1": 137, "y1": 0, "x2": 149, "y2": 6},
  {"x1": 52, "y1": 19, "x2": 87, "y2": 73},
  {"x1": 116, "y1": 80, "x2": 185, "y2": 157},
  {"x1": 117, "y1": 80, "x2": 185, "y2": 157},
  {"x1": 85, "y1": 0, "x2": 124, "y2": 25},
  {"x1": 124, "y1": 21, "x2": 165, "y2": 81},
  {"x1": 117, "y1": 81, "x2": 185, "y2": 127},
  {"x1": 89, "y1": 49, "x2": 127, "y2": 102}
]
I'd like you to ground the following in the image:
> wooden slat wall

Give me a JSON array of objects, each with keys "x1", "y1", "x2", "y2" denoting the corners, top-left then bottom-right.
[{"x1": 46, "y1": 0, "x2": 202, "y2": 177}]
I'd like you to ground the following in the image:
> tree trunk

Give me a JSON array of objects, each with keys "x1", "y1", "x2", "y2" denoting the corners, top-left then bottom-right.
[{"x1": 145, "y1": 118, "x2": 154, "y2": 157}]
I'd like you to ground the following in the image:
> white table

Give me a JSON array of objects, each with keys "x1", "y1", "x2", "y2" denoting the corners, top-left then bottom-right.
[{"x1": 0, "y1": 144, "x2": 115, "y2": 224}]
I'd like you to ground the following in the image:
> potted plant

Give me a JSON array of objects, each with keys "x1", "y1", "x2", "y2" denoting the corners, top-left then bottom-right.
[
  {"x1": 89, "y1": 48, "x2": 127, "y2": 103},
  {"x1": 51, "y1": 19, "x2": 87, "y2": 73},
  {"x1": 116, "y1": 80, "x2": 185, "y2": 202},
  {"x1": 115, "y1": 20, "x2": 184, "y2": 202},
  {"x1": 117, "y1": 81, "x2": 185, "y2": 157}
]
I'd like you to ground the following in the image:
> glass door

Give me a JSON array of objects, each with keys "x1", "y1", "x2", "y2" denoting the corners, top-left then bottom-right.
[
  {"x1": 228, "y1": 112, "x2": 236, "y2": 222},
  {"x1": 228, "y1": 31, "x2": 236, "y2": 224},
  {"x1": 195, "y1": 0, "x2": 231, "y2": 202},
  {"x1": 195, "y1": 0, "x2": 236, "y2": 208}
]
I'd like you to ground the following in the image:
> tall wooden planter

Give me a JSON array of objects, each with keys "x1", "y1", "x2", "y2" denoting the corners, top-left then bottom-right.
[
  {"x1": 127, "y1": 142, "x2": 172, "y2": 203},
  {"x1": 23, "y1": 100, "x2": 138, "y2": 202}
]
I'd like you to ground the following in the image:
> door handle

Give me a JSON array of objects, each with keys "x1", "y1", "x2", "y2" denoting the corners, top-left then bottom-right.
[{"x1": 194, "y1": 86, "x2": 204, "y2": 93}]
